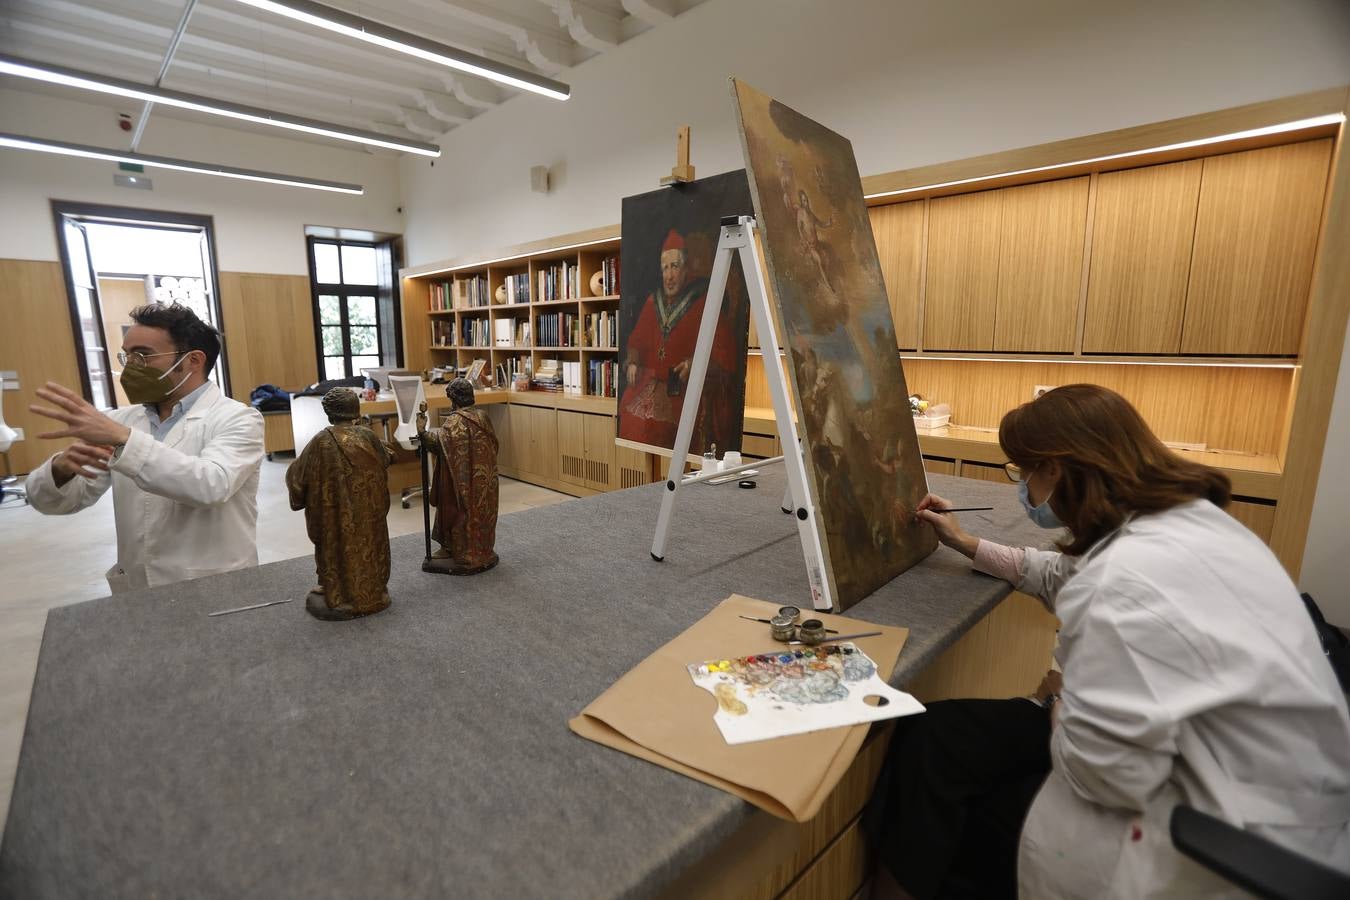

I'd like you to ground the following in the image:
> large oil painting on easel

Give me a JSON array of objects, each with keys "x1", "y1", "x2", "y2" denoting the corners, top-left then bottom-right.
[
  {"x1": 731, "y1": 79, "x2": 936, "y2": 610},
  {"x1": 616, "y1": 171, "x2": 753, "y2": 458}
]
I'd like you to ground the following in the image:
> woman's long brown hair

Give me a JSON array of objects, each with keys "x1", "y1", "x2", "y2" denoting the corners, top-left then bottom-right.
[{"x1": 999, "y1": 384, "x2": 1231, "y2": 555}]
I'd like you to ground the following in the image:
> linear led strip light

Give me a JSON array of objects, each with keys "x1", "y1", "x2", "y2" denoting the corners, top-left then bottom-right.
[
  {"x1": 865, "y1": 113, "x2": 1347, "y2": 200},
  {"x1": 0, "y1": 53, "x2": 440, "y2": 157},
  {"x1": 233, "y1": 0, "x2": 571, "y2": 101},
  {"x1": 413, "y1": 237, "x2": 618, "y2": 278},
  {"x1": 0, "y1": 132, "x2": 364, "y2": 194}
]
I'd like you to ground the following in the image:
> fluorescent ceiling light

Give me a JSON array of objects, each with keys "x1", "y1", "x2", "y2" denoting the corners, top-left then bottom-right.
[
  {"x1": 865, "y1": 113, "x2": 1347, "y2": 200},
  {"x1": 0, "y1": 132, "x2": 364, "y2": 194},
  {"x1": 233, "y1": 0, "x2": 571, "y2": 101},
  {"x1": 0, "y1": 53, "x2": 440, "y2": 157}
]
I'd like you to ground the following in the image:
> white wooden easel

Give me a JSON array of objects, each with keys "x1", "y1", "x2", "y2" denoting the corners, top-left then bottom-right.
[{"x1": 649, "y1": 215, "x2": 833, "y2": 612}]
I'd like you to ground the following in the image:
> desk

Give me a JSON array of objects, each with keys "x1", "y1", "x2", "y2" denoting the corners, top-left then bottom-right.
[{"x1": 0, "y1": 472, "x2": 1055, "y2": 898}]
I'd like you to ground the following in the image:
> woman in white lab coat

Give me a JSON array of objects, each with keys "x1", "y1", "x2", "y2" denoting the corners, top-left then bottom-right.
[{"x1": 874, "y1": 384, "x2": 1350, "y2": 899}]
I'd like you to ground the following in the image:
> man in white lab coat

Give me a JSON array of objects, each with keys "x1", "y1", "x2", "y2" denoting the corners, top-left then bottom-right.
[{"x1": 26, "y1": 303, "x2": 263, "y2": 592}]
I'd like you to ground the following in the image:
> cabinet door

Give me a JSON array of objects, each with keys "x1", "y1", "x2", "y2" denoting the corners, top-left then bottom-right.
[
  {"x1": 582, "y1": 413, "x2": 617, "y2": 491},
  {"x1": 529, "y1": 406, "x2": 559, "y2": 481},
  {"x1": 557, "y1": 409, "x2": 588, "y2": 487},
  {"x1": 616, "y1": 444, "x2": 656, "y2": 489},
  {"x1": 993, "y1": 177, "x2": 1089, "y2": 353},
  {"x1": 1181, "y1": 139, "x2": 1332, "y2": 355},
  {"x1": 924, "y1": 190, "x2": 1001, "y2": 351},
  {"x1": 507, "y1": 404, "x2": 533, "y2": 475},
  {"x1": 485, "y1": 404, "x2": 514, "y2": 473},
  {"x1": 1083, "y1": 161, "x2": 1202, "y2": 354},
  {"x1": 869, "y1": 200, "x2": 924, "y2": 349}
]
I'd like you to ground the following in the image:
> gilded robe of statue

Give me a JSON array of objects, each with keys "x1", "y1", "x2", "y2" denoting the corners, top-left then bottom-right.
[
  {"x1": 427, "y1": 407, "x2": 499, "y2": 574},
  {"x1": 286, "y1": 422, "x2": 395, "y2": 618}
]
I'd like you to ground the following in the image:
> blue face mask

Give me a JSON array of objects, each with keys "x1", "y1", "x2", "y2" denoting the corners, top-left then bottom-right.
[{"x1": 1018, "y1": 479, "x2": 1063, "y2": 529}]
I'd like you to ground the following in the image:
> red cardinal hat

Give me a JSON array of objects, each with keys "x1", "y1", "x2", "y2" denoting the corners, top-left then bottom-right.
[{"x1": 661, "y1": 229, "x2": 685, "y2": 254}]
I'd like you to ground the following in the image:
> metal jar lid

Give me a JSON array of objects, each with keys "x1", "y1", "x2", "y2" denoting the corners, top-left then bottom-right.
[{"x1": 777, "y1": 605, "x2": 801, "y2": 623}]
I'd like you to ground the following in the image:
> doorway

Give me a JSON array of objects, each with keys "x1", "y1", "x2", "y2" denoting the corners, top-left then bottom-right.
[{"x1": 52, "y1": 202, "x2": 228, "y2": 410}]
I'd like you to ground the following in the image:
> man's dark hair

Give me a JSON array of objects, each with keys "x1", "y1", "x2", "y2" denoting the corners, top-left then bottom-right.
[{"x1": 129, "y1": 303, "x2": 223, "y2": 372}]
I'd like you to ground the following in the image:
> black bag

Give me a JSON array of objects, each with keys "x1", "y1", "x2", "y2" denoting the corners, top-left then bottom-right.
[
  {"x1": 249, "y1": 384, "x2": 291, "y2": 412},
  {"x1": 1302, "y1": 593, "x2": 1350, "y2": 692}
]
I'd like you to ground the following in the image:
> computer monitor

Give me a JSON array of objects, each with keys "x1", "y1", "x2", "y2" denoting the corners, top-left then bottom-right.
[{"x1": 361, "y1": 367, "x2": 414, "y2": 392}]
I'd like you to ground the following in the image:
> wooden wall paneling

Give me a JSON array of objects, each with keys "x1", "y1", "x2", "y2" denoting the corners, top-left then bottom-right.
[
  {"x1": 557, "y1": 409, "x2": 587, "y2": 487},
  {"x1": 903, "y1": 592, "x2": 1060, "y2": 702},
  {"x1": 1271, "y1": 113, "x2": 1350, "y2": 574},
  {"x1": 1083, "y1": 160, "x2": 1203, "y2": 353},
  {"x1": 993, "y1": 176, "x2": 1090, "y2": 352},
  {"x1": 401, "y1": 277, "x2": 431, "y2": 372},
  {"x1": 868, "y1": 200, "x2": 924, "y2": 349},
  {"x1": 96, "y1": 277, "x2": 149, "y2": 407},
  {"x1": 902, "y1": 358, "x2": 1292, "y2": 456},
  {"x1": 0, "y1": 260, "x2": 82, "y2": 475},
  {"x1": 1228, "y1": 498, "x2": 1277, "y2": 543},
  {"x1": 217, "y1": 272, "x2": 318, "y2": 400},
  {"x1": 1181, "y1": 139, "x2": 1333, "y2": 355},
  {"x1": 743, "y1": 352, "x2": 792, "y2": 411},
  {"x1": 923, "y1": 190, "x2": 1001, "y2": 351},
  {"x1": 1071, "y1": 173, "x2": 1098, "y2": 355},
  {"x1": 582, "y1": 412, "x2": 615, "y2": 491}
]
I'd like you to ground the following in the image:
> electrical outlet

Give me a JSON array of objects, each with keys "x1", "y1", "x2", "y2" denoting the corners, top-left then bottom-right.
[{"x1": 1033, "y1": 384, "x2": 1057, "y2": 400}]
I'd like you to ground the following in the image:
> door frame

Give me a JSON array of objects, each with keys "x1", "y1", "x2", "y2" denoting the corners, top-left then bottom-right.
[{"x1": 50, "y1": 200, "x2": 230, "y2": 404}]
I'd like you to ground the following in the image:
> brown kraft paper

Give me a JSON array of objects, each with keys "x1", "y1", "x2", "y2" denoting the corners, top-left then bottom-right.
[{"x1": 569, "y1": 594, "x2": 910, "y2": 822}]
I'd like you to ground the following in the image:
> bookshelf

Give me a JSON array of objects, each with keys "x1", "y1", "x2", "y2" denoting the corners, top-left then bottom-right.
[{"x1": 403, "y1": 229, "x2": 622, "y2": 400}]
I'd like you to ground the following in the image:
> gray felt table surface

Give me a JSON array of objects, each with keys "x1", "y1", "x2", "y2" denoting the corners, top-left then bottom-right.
[{"x1": 1, "y1": 469, "x2": 1049, "y2": 899}]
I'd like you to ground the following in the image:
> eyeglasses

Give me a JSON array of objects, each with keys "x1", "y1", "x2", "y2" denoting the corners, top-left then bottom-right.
[
  {"x1": 1004, "y1": 463, "x2": 1024, "y2": 483},
  {"x1": 116, "y1": 350, "x2": 180, "y2": 367}
]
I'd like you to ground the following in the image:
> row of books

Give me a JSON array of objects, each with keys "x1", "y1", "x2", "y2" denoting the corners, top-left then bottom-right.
[
  {"x1": 583, "y1": 311, "x2": 617, "y2": 348},
  {"x1": 460, "y1": 318, "x2": 491, "y2": 348},
  {"x1": 536, "y1": 311, "x2": 579, "y2": 348},
  {"x1": 427, "y1": 275, "x2": 491, "y2": 311},
  {"x1": 531, "y1": 359, "x2": 563, "y2": 393},
  {"x1": 502, "y1": 272, "x2": 531, "y2": 305},
  {"x1": 538, "y1": 260, "x2": 581, "y2": 303},
  {"x1": 589, "y1": 358, "x2": 617, "y2": 398},
  {"x1": 493, "y1": 318, "x2": 531, "y2": 346},
  {"x1": 598, "y1": 256, "x2": 621, "y2": 296},
  {"x1": 430, "y1": 320, "x2": 455, "y2": 347},
  {"x1": 498, "y1": 356, "x2": 530, "y2": 383}
]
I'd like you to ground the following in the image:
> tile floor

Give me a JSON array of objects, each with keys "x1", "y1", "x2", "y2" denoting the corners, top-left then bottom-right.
[{"x1": 0, "y1": 456, "x2": 572, "y2": 838}]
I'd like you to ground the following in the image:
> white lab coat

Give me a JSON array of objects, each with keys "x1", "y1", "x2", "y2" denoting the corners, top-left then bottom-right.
[
  {"x1": 26, "y1": 383, "x2": 264, "y2": 592},
  {"x1": 1012, "y1": 499, "x2": 1350, "y2": 898}
]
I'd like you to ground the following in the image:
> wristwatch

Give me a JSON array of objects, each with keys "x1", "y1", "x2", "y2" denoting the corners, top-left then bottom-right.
[{"x1": 1042, "y1": 693, "x2": 1060, "y2": 712}]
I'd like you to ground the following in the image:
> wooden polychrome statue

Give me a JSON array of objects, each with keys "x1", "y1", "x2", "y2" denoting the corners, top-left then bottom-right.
[
  {"x1": 286, "y1": 388, "x2": 395, "y2": 620},
  {"x1": 421, "y1": 378, "x2": 500, "y2": 575}
]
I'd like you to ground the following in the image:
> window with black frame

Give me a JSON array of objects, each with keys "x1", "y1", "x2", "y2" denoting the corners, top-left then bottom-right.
[{"x1": 308, "y1": 238, "x2": 388, "y2": 381}]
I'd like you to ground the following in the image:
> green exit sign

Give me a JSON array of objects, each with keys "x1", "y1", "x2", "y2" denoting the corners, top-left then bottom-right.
[{"x1": 118, "y1": 163, "x2": 144, "y2": 173}]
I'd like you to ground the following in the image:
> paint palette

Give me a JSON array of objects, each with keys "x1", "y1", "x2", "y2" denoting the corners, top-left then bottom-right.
[{"x1": 687, "y1": 643, "x2": 924, "y2": 744}]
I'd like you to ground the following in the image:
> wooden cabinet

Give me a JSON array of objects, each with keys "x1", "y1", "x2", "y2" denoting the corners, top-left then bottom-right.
[
  {"x1": 582, "y1": 413, "x2": 616, "y2": 491},
  {"x1": 1083, "y1": 160, "x2": 1202, "y2": 354},
  {"x1": 558, "y1": 409, "x2": 588, "y2": 488},
  {"x1": 958, "y1": 461, "x2": 1006, "y2": 482},
  {"x1": 616, "y1": 445, "x2": 657, "y2": 489},
  {"x1": 869, "y1": 200, "x2": 924, "y2": 349},
  {"x1": 993, "y1": 177, "x2": 1089, "y2": 352},
  {"x1": 922, "y1": 456, "x2": 956, "y2": 476},
  {"x1": 1181, "y1": 139, "x2": 1332, "y2": 355},
  {"x1": 924, "y1": 190, "x2": 1001, "y2": 351},
  {"x1": 1228, "y1": 498, "x2": 1276, "y2": 543},
  {"x1": 485, "y1": 404, "x2": 515, "y2": 473}
]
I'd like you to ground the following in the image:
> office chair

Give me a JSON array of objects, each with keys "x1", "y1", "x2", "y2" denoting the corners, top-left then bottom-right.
[
  {"x1": 1171, "y1": 805, "x2": 1350, "y2": 900},
  {"x1": 389, "y1": 375, "x2": 426, "y2": 509}
]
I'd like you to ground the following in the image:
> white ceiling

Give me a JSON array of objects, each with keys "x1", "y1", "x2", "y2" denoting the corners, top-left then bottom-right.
[{"x1": 0, "y1": 0, "x2": 709, "y2": 151}]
